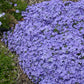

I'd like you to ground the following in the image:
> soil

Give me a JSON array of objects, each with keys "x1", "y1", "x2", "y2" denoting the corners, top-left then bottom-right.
[{"x1": 16, "y1": 61, "x2": 34, "y2": 84}]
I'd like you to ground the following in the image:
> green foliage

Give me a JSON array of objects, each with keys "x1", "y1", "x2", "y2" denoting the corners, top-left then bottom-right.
[
  {"x1": 0, "y1": 41, "x2": 17, "y2": 84},
  {"x1": 53, "y1": 28, "x2": 59, "y2": 33},
  {"x1": 11, "y1": 12, "x2": 22, "y2": 20},
  {"x1": 0, "y1": 1, "x2": 12, "y2": 12},
  {"x1": 64, "y1": 45, "x2": 67, "y2": 47},
  {"x1": 14, "y1": 0, "x2": 28, "y2": 11},
  {"x1": 0, "y1": 0, "x2": 28, "y2": 32},
  {"x1": 0, "y1": 14, "x2": 10, "y2": 30},
  {"x1": 80, "y1": 56, "x2": 84, "y2": 59}
]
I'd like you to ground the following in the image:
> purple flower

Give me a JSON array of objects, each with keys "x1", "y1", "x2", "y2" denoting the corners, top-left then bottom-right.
[
  {"x1": 14, "y1": 3, "x2": 17, "y2": 7},
  {"x1": 16, "y1": 10, "x2": 20, "y2": 13}
]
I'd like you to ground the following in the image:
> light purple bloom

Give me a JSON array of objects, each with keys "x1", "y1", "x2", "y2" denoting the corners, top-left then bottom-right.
[
  {"x1": 2, "y1": 12, "x2": 5, "y2": 16},
  {"x1": 16, "y1": 10, "x2": 20, "y2": 13},
  {"x1": 14, "y1": 3, "x2": 17, "y2": 7}
]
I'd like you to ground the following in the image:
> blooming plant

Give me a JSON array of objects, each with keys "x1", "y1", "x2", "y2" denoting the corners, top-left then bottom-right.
[{"x1": 2, "y1": 0, "x2": 84, "y2": 84}]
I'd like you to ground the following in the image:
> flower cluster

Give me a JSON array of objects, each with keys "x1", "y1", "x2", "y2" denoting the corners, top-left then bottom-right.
[{"x1": 2, "y1": 0, "x2": 84, "y2": 84}]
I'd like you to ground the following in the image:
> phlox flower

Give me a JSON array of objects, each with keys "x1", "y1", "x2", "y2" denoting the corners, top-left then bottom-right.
[
  {"x1": 16, "y1": 10, "x2": 20, "y2": 13},
  {"x1": 14, "y1": 3, "x2": 17, "y2": 7}
]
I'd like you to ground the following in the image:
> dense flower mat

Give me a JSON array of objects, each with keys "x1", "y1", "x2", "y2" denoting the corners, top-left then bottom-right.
[{"x1": 1, "y1": 0, "x2": 84, "y2": 83}]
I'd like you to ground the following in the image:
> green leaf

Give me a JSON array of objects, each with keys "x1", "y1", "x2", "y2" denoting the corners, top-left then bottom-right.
[
  {"x1": 80, "y1": 56, "x2": 84, "y2": 59},
  {"x1": 53, "y1": 28, "x2": 59, "y2": 33}
]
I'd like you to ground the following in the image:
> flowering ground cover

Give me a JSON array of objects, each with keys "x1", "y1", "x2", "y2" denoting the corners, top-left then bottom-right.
[{"x1": 1, "y1": 0, "x2": 84, "y2": 84}]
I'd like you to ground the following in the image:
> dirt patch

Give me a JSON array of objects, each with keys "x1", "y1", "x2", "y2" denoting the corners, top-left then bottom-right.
[{"x1": 16, "y1": 63, "x2": 33, "y2": 84}]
